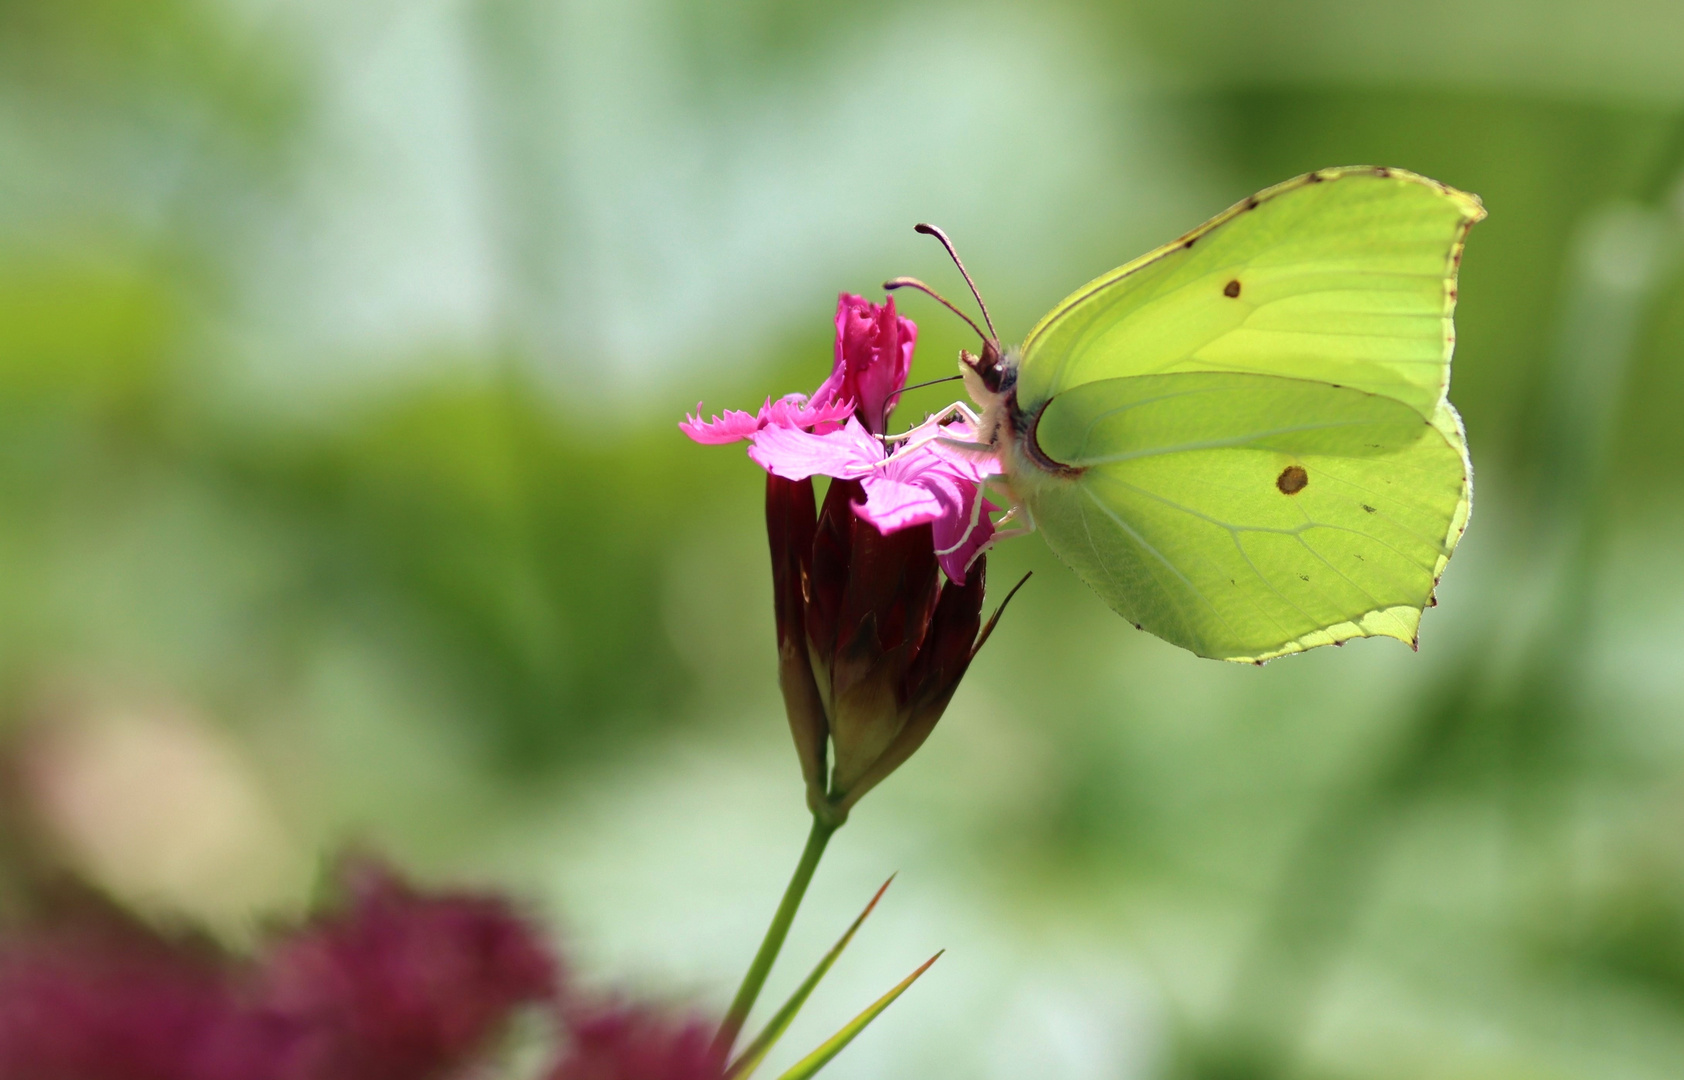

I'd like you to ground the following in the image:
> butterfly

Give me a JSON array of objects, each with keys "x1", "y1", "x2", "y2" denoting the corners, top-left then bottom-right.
[{"x1": 890, "y1": 166, "x2": 1483, "y2": 663}]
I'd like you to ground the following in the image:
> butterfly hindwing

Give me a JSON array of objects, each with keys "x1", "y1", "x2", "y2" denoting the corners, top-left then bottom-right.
[{"x1": 1019, "y1": 372, "x2": 1469, "y2": 661}]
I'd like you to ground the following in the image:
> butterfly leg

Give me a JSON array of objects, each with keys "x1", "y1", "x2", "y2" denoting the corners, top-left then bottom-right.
[
  {"x1": 933, "y1": 436, "x2": 996, "y2": 454},
  {"x1": 990, "y1": 479, "x2": 1033, "y2": 527},
  {"x1": 937, "y1": 487, "x2": 994, "y2": 561},
  {"x1": 905, "y1": 401, "x2": 982, "y2": 429},
  {"x1": 885, "y1": 403, "x2": 986, "y2": 454},
  {"x1": 982, "y1": 481, "x2": 1036, "y2": 542},
  {"x1": 985, "y1": 509, "x2": 1035, "y2": 543}
]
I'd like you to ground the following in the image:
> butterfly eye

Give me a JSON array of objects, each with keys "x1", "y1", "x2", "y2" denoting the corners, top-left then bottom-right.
[{"x1": 963, "y1": 341, "x2": 1006, "y2": 394}]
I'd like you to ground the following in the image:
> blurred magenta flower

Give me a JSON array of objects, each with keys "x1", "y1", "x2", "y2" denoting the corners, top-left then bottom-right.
[
  {"x1": 0, "y1": 903, "x2": 249, "y2": 1080},
  {"x1": 259, "y1": 859, "x2": 559, "y2": 1080},
  {"x1": 0, "y1": 861, "x2": 559, "y2": 1080},
  {"x1": 684, "y1": 292, "x2": 1015, "y2": 823},
  {"x1": 552, "y1": 1003, "x2": 721, "y2": 1080}
]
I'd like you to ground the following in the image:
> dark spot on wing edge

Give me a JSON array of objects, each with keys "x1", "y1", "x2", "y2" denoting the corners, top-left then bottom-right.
[{"x1": 1276, "y1": 465, "x2": 1309, "y2": 495}]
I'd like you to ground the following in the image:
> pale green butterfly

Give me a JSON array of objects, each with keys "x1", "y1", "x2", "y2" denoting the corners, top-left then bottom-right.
[{"x1": 890, "y1": 166, "x2": 1484, "y2": 663}]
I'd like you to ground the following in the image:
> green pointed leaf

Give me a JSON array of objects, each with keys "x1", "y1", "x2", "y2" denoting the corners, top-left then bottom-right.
[
  {"x1": 771, "y1": 951, "x2": 943, "y2": 1080},
  {"x1": 726, "y1": 876, "x2": 895, "y2": 1079}
]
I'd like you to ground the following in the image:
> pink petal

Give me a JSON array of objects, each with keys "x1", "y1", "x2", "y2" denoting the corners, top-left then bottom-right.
[
  {"x1": 747, "y1": 417, "x2": 881, "y2": 481},
  {"x1": 681, "y1": 391, "x2": 859, "y2": 446},
  {"x1": 892, "y1": 457, "x2": 994, "y2": 584},
  {"x1": 767, "y1": 394, "x2": 856, "y2": 431},
  {"x1": 856, "y1": 476, "x2": 944, "y2": 532},
  {"x1": 892, "y1": 415, "x2": 1002, "y2": 483},
  {"x1": 934, "y1": 494, "x2": 997, "y2": 585},
  {"x1": 683, "y1": 294, "x2": 918, "y2": 446},
  {"x1": 679, "y1": 403, "x2": 765, "y2": 445},
  {"x1": 854, "y1": 421, "x2": 1005, "y2": 584}
]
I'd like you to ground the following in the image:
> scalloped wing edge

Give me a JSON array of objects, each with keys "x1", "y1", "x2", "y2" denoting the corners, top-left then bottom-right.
[{"x1": 1224, "y1": 399, "x2": 1473, "y2": 665}]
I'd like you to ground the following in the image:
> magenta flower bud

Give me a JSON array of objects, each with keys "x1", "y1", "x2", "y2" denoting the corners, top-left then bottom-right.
[
  {"x1": 824, "y1": 294, "x2": 916, "y2": 435},
  {"x1": 769, "y1": 473, "x2": 996, "y2": 825}
]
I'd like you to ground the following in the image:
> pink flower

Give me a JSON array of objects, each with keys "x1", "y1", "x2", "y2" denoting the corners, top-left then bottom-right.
[
  {"x1": 681, "y1": 292, "x2": 1002, "y2": 584},
  {"x1": 748, "y1": 416, "x2": 997, "y2": 584}
]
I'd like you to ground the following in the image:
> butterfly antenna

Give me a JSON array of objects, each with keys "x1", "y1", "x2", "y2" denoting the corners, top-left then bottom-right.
[
  {"x1": 913, "y1": 223, "x2": 998, "y2": 342},
  {"x1": 882, "y1": 277, "x2": 989, "y2": 344},
  {"x1": 885, "y1": 373, "x2": 963, "y2": 404}
]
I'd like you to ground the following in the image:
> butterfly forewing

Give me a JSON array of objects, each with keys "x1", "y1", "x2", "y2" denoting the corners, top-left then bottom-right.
[{"x1": 1015, "y1": 168, "x2": 1483, "y2": 421}]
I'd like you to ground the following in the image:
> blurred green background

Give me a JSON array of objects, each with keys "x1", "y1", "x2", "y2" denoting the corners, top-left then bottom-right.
[{"x1": 2, "y1": 0, "x2": 1683, "y2": 1076}]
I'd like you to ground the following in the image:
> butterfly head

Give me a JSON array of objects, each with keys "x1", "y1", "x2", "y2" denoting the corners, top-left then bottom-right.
[
  {"x1": 956, "y1": 341, "x2": 1016, "y2": 459},
  {"x1": 961, "y1": 338, "x2": 1014, "y2": 395}
]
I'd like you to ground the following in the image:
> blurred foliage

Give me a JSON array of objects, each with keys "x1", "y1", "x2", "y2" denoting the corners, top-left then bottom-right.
[{"x1": 217, "y1": 380, "x2": 721, "y2": 768}]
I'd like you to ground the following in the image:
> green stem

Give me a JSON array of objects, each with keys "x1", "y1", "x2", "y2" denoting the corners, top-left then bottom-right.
[{"x1": 713, "y1": 814, "x2": 838, "y2": 1061}]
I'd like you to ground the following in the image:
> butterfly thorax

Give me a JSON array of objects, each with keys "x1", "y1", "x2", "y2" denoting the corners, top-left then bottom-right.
[{"x1": 961, "y1": 343, "x2": 1082, "y2": 488}]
